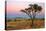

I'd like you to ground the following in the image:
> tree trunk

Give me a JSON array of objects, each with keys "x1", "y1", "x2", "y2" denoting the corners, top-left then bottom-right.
[
  {"x1": 32, "y1": 15, "x2": 35, "y2": 28},
  {"x1": 32, "y1": 12, "x2": 36, "y2": 28}
]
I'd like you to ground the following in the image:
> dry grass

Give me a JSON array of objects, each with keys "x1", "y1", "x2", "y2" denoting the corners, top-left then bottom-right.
[{"x1": 6, "y1": 19, "x2": 45, "y2": 30}]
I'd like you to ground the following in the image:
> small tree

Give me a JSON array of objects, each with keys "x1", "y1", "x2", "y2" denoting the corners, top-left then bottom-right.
[{"x1": 20, "y1": 4, "x2": 42, "y2": 28}]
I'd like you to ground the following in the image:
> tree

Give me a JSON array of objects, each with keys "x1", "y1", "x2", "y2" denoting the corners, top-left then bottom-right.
[{"x1": 20, "y1": 4, "x2": 42, "y2": 28}]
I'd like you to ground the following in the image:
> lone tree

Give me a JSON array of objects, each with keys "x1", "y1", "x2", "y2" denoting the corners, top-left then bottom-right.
[{"x1": 20, "y1": 4, "x2": 42, "y2": 28}]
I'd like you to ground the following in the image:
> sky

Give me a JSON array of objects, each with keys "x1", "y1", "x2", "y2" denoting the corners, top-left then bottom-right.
[{"x1": 6, "y1": 0, "x2": 45, "y2": 19}]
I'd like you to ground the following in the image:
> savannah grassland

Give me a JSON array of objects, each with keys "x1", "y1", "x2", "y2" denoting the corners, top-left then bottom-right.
[{"x1": 6, "y1": 18, "x2": 45, "y2": 30}]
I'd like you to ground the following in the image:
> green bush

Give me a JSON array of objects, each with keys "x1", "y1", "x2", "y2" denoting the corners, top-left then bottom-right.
[{"x1": 7, "y1": 19, "x2": 11, "y2": 22}]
